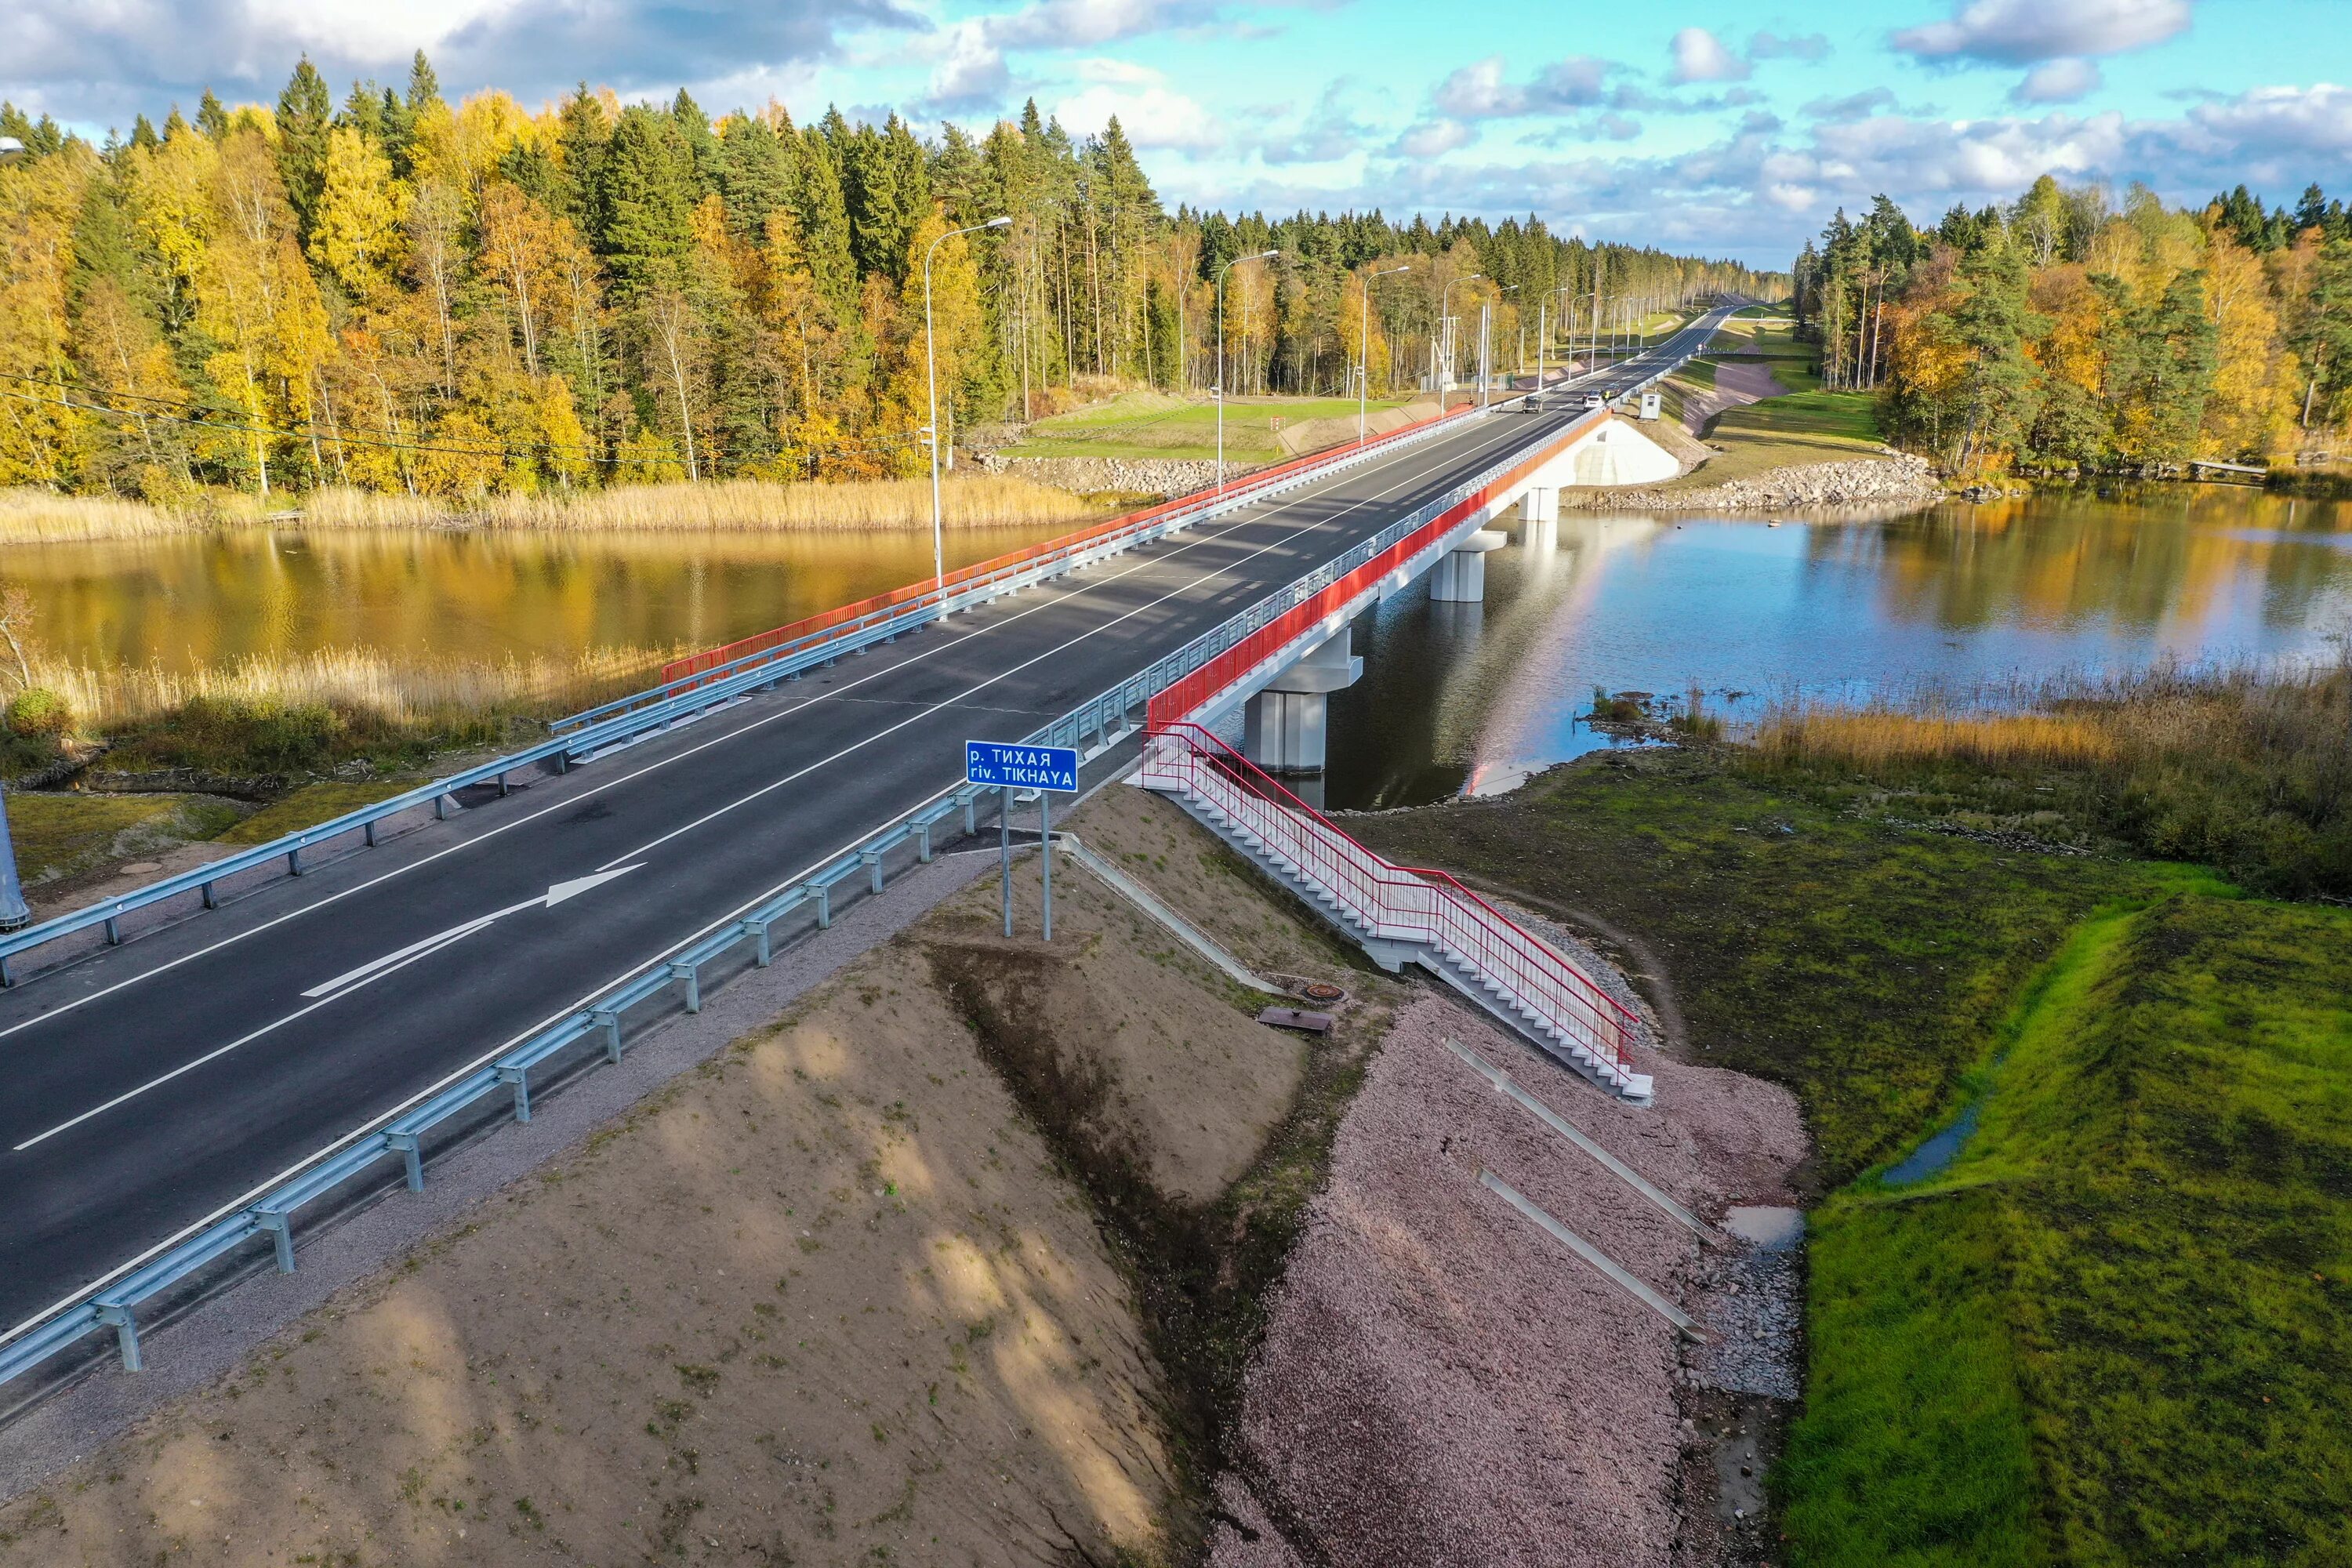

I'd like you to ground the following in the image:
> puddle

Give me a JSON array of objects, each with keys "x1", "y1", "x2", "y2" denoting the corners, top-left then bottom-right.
[{"x1": 1881, "y1": 1101, "x2": 1981, "y2": 1187}]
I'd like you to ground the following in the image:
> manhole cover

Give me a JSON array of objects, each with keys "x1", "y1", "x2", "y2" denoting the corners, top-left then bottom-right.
[{"x1": 1298, "y1": 982, "x2": 1345, "y2": 1004}]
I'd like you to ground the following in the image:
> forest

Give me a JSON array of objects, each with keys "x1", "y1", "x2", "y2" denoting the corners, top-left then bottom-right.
[
  {"x1": 0, "y1": 57, "x2": 1777, "y2": 503},
  {"x1": 1791, "y1": 173, "x2": 2352, "y2": 475}
]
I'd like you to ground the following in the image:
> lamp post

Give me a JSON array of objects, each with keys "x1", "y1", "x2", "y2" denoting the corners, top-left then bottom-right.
[
  {"x1": 1356, "y1": 264, "x2": 1411, "y2": 445},
  {"x1": 0, "y1": 133, "x2": 27, "y2": 927},
  {"x1": 1491, "y1": 284, "x2": 1518, "y2": 407},
  {"x1": 1439, "y1": 271, "x2": 1481, "y2": 404},
  {"x1": 924, "y1": 215, "x2": 1011, "y2": 600},
  {"x1": 1215, "y1": 249, "x2": 1279, "y2": 494}
]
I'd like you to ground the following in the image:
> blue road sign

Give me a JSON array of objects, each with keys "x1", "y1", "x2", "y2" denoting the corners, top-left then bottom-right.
[{"x1": 966, "y1": 740, "x2": 1080, "y2": 793}]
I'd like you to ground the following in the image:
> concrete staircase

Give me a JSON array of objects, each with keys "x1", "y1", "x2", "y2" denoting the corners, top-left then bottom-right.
[{"x1": 1142, "y1": 728, "x2": 1652, "y2": 1104}]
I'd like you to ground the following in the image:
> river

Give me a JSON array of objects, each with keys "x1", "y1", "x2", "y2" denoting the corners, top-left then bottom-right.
[
  {"x1": 1321, "y1": 483, "x2": 2352, "y2": 810},
  {"x1": 7, "y1": 485, "x2": 2349, "y2": 808}
]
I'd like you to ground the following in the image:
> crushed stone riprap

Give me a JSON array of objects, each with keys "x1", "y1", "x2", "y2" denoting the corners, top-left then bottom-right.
[{"x1": 1210, "y1": 996, "x2": 1805, "y2": 1568}]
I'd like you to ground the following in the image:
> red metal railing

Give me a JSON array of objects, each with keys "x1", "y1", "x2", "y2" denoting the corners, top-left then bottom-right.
[
  {"x1": 661, "y1": 401, "x2": 1476, "y2": 686},
  {"x1": 1145, "y1": 408, "x2": 1601, "y2": 729},
  {"x1": 1140, "y1": 722, "x2": 1640, "y2": 1087}
]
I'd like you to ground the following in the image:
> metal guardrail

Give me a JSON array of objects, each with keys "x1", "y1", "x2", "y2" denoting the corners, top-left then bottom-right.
[
  {"x1": 0, "y1": 402, "x2": 1487, "y2": 992},
  {"x1": 0, "y1": 332, "x2": 1723, "y2": 1392}
]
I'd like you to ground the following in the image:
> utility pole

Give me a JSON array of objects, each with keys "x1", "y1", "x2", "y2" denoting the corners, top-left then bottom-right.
[{"x1": 1440, "y1": 271, "x2": 1482, "y2": 404}]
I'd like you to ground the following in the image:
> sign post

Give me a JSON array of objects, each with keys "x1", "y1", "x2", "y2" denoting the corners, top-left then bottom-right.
[{"x1": 965, "y1": 742, "x2": 1080, "y2": 941}]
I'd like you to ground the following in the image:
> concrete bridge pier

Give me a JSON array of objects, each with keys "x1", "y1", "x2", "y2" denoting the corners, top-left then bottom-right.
[
  {"x1": 1243, "y1": 625, "x2": 1363, "y2": 775},
  {"x1": 1428, "y1": 528, "x2": 1508, "y2": 602},
  {"x1": 1518, "y1": 485, "x2": 1559, "y2": 552}
]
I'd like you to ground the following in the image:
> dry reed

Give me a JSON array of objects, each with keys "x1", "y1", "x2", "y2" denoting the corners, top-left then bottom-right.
[
  {"x1": 30, "y1": 646, "x2": 670, "y2": 731},
  {"x1": 1758, "y1": 707, "x2": 2122, "y2": 768},
  {"x1": 0, "y1": 476, "x2": 1109, "y2": 544}
]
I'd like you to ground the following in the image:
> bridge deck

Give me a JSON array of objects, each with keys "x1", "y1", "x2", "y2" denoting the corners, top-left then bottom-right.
[{"x1": 0, "y1": 310, "x2": 1729, "y2": 1337}]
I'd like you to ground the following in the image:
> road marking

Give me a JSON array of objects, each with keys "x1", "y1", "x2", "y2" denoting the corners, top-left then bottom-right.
[
  {"x1": 0, "y1": 406, "x2": 1552, "y2": 1053},
  {"x1": 14, "y1": 866, "x2": 652, "y2": 1149}
]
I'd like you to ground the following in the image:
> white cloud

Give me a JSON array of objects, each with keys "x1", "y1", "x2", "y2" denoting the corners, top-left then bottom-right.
[
  {"x1": 1394, "y1": 118, "x2": 1475, "y2": 158},
  {"x1": 1434, "y1": 56, "x2": 1521, "y2": 118},
  {"x1": 1054, "y1": 64, "x2": 1222, "y2": 150},
  {"x1": 1669, "y1": 27, "x2": 1750, "y2": 85},
  {"x1": 1803, "y1": 88, "x2": 1900, "y2": 122},
  {"x1": 1430, "y1": 53, "x2": 1613, "y2": 119},
  {"x1": 2013, "y1": 58, "x2": 2102, "y2": 103},
  {"x1": 2179, "y1": 82, "x2": 2352, "y2": 159},
  {"x1": 926, "y1": 20, "x2": 1012, "y2": 108},
  {"x1": 1893, "y1": 0, "x2": 2192, "y2": 65}
]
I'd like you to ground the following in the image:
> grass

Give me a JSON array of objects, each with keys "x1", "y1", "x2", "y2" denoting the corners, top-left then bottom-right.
[
  {"x1": 1784, "y1": 890, "x2": 2352, "y2": 1565},
  {"x1": 212, "y1": 779, "x2": 419, "y2": 844},
  {"x1": 1653, "y1": 387, "x2": 1888, "y2": 490},
  {"x1": 1007, "y1": 391, "x2": 1416, "y2": 462},
  {"x1": 0, "y1": 474, "x2": 1109, "y2": 543},
  {"x1": 4, "y1": 791, "x2": 245, "y2": 885}
]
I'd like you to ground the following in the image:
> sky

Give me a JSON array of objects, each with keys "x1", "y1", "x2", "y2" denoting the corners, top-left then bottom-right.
[{"x1": 11, "y1": 0, "x2": 2352, "y2": 267}]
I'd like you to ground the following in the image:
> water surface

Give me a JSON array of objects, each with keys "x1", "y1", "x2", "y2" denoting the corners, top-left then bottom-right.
[
  {"x1": 1323, "y1": 484, "x2": 2352, "y2": 810},
  {"x1": 5, "y1": 525, "x2": 1072, "y2": 671}
]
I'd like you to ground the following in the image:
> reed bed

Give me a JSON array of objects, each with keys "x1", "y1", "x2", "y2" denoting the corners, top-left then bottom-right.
[
  {"x1": 30, "y1": 645, "x2": 670, "y2": 732},
  {"x1": 1751, "y1": 652, "x2": 2352, "y2": 896},
  {"x1": 0, "y1": 475, "x2": 1109, "y2": 543},
  {"x1": 0, "y1": 488, "x2": 279, "y2": 543}
]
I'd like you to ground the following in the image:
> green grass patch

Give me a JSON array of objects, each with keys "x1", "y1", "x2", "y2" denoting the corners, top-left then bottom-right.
[
  {"x1": 1788, "y1": 891, "x2": 2352, "y2": 1564},
  {"x1": 5, "y1": 791, "x2": 245, "y2": 885},
  {"x1": 1675, "y1": 359, "x2": 1720, "y2": 390},
  {"x1": 1011, "y1": 393, "x2": 1410, "y2": 462},
  {"x1": 212, "y1": 779, "x2": 417, "y2": 845}
]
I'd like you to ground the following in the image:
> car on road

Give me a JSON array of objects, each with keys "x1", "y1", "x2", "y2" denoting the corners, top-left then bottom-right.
[{"x1": 1583, "y1": 393, "x2": 1604, "y2": 410}]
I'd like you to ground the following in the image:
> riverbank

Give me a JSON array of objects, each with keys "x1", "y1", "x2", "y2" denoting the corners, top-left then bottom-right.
[
  {"x1": 1351, "y1": 664, "x2": 2352, "y2": 1563},
  {"x1": 0, "y1": 474, "x2": 1112, "y2": 544}
]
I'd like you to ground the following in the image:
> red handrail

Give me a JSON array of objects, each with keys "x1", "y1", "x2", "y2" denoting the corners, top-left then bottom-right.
[
  {"x1": 1146, "y1": 408, "x2": 1600, "y2": 729},
  {"x1": 662, "y1": 401, "x2": 1476, "y2": 685},
  {"x1": 1140, "y1": 722, "x2": 1639, "y2": 1081}
]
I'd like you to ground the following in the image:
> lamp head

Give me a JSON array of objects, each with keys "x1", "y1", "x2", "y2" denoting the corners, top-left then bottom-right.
[
  {"x1": 0, "y1": 136, "x2": 26, "y2": 164},
  {"x1": 985, "y1": 216, "x2": 1012, "y2": 228}
]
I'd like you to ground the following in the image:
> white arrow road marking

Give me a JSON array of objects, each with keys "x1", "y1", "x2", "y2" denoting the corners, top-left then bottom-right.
[
  {"x1": 299, "y1": 866, "x2": 643, "y2": 1000},
  {"x1": 13, "y1": 866, "x2": 644, "y2": 1152}
]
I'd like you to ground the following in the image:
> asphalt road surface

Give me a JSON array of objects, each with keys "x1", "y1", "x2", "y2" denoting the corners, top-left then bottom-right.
[{"x1": 0, "y1": 302, "x2": 1737, "y2": 1334}]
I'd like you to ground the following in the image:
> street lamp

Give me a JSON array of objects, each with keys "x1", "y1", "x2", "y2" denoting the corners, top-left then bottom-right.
[
  {"x1": 924, "y1": 214, "x2": 1011, "y2": 601},
  {"x1": 0, "y1": 141, "x2": 31, "y2": 925},
  {"x1": 1215, "y1": 249, "x2": 1279, "y2": 494},
  {"x1": 1491, "y1": 283, "x2": 1519, "y2": 407},
  {"x1": 1439, "y1": 271, "x2": 1481, "y2": 404},
  {"x1": 1356, "y1": 264, "x2": 1411, "y2": 445}
]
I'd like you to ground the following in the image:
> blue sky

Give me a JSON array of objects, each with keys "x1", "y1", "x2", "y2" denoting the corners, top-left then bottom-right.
[{"x1": 13, "y1": 0, "x2": 2352, "y2": 264}]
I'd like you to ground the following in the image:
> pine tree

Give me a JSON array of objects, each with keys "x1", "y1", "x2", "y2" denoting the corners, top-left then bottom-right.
[
  {"x1": 593, "y1": 107, "x2": 695, "y2": 302},
  {"x1": 672, "y1": 92, "x2": 720, "y2": 197},
  {"x1": 276, "y1": 57, "x2": 333, "y2": 241},
  {"x1": 196, "y1": 90, "x2": 229, "y2": 140},
  {"x1": 129, "y1": 115, "x2": 159, "y2": 153},
  {"x1": 713, "y1": 114, "x2": 792, "y2": 240}
]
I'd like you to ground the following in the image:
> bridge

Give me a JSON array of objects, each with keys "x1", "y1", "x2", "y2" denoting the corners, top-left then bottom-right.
[{"x1": 0, "y1": 301, "x2": 1737, "y2": 1389}]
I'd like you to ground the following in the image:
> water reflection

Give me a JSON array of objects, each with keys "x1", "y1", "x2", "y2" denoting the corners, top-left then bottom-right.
[
  {"x1": 1323, "y1": 485, "x2": 2352, "y2": 811},
  {"x1": 5, "y1": 524, "x2": 1071, "y2": 672}
]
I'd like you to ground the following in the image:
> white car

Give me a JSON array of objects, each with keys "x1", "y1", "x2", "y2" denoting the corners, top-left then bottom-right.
[{"x1": 1582, "y1": 393, "x2": 1605, "y2": 410}]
